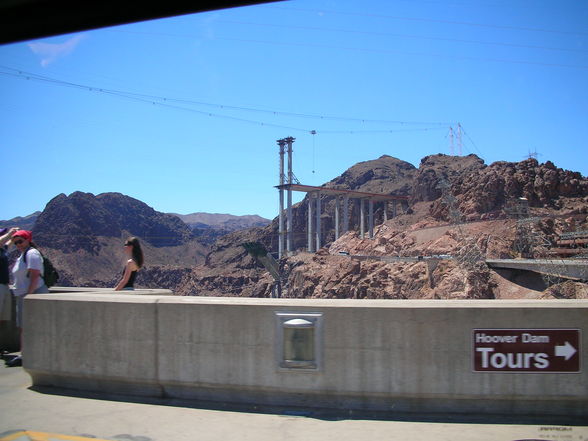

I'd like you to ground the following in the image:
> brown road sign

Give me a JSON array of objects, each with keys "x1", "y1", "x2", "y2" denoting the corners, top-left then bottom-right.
[{"x1": 473, "y1": 329, "x2": 580, "y2": 373}]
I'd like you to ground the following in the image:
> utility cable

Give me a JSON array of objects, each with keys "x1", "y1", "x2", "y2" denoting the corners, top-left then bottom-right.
[
  {"x1": 218, "y1": 19, "x2": 588, "y2": 54},
  {"x1": 0, "y1": 66, "x2": 454, "y2": 133},
  {"x1": 266, "y1": 5, "x2": 588, "y2": 37},
  {"x1": 459, "y1": 125, "x2": 484, "y2": 157},
  {"x1": 215, "y1": 36, "x2": 588, "y2": 71}
]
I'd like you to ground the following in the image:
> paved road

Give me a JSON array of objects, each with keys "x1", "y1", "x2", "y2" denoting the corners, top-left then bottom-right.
[
  {"x1": 1, "y1": 364, "x2": 587, "y2": 441},
  {"x1": 486, "y1": 258, "x2": 588, "y2": 280}
]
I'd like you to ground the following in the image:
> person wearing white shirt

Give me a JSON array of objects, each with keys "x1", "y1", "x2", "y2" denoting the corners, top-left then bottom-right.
[{"x1": 8, "y1": 230, "x2": 49, "y2": 367}]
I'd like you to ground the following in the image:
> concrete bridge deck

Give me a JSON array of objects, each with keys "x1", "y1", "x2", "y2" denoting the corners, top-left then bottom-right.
[{"x1": 487, "y1": 258, "x2": 588, "y2": 280}]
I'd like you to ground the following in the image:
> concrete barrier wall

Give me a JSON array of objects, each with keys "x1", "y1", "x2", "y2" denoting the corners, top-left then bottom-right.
[
  {"x1": 24, "y1": 294, "x2": 588, "y2": 417},
  {"x1": 1, "y1": 287, "x2": 173, "y2": 351},
  {"x1": 0, "y1": 292, "x2": 19, "y2": 352}
]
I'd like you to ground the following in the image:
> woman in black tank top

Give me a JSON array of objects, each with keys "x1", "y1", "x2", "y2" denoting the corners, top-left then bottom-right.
[{"x1": 114, "y1": 237, "x2": 144, "y2": 291}]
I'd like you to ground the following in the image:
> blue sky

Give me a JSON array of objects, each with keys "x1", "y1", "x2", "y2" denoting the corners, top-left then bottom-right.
[{"x1": 1, "y1": 0, "x2": 587, "y2": 221}]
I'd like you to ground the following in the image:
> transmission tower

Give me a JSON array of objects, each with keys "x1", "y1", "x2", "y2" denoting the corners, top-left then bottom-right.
[
  {"x1": 448, "y1": 124, "x2": 463, "y2": 156},
  {"x1": 505, "y1": 198, "x2": 537, "y2": 257},
  {"x1": 437, "y1": 179, "x2": 486, "y2": 271}
]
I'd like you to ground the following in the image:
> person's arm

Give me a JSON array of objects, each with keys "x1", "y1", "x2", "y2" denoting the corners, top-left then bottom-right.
[
  {"x1": 0, "y1": 227, "x2": 18, "y2": 247},
  {"x1": 114, "y1": 259, "x2": 137, "y2": 291},
  {"x1": 27, "y1": 269, "x2": 41, "y2": 294},
  {"x1": 25, "y1": 249, "x2": 44, "y2": 294}
]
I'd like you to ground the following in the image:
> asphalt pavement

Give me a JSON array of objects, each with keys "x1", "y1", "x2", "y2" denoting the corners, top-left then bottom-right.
[{"x1": 1, "y1": 360, "x2": 587, "y2": 441}]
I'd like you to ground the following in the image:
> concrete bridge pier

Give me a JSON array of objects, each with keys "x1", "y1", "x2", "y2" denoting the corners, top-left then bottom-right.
[
  {"x1": 426, "y1": 260, "x2": 440, "y2": 288},
  {"x1": 316, "y1": 191, "x2": 321, "y2": 250},
  {"x1": 368, "y1": 199, "x2": 374, "y2": 239},
  {"x1": 277, "y1": 139, "x2": 286, "y2": 258},
  {"x1": 286, "y1": 137, "x2": 294, "y2": 255},
  {"x1": 307, "y1": 193, "x2": 314, "y2": 252},
  {"x1": 360, "y1": 199, "x2": 366, "y2": 238},
  {"x1": 334, "y1": 196, "x2": 340, "y2": 240},
  {"x1": 343, "y1": 196, "x2": 349, "y2": 235}
]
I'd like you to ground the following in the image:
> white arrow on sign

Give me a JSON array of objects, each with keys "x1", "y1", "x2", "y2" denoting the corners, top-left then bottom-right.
[{"x1": 555, "y1": 341, "x2": 577, "y2": 360}]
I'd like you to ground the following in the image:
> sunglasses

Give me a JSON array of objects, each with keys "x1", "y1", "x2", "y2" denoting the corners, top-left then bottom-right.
[
  {"x1": 124, "y1": 243, "x2": 132, "y2": 247},
  {"x1": 13, "y1": 239, "x2": 24, "y2": 245}
]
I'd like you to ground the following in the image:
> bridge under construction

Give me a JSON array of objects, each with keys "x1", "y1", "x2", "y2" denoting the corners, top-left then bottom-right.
[{"x1": 275, "y1": 137, "x2": 408, "y2": 258}]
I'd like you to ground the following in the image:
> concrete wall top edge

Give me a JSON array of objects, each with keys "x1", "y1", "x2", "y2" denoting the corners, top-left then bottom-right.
[
  {"x1": 48, "y1": 287, "x2": 174, "y2": 295},
  {"x1": 27, "y1": 293, "x2": 588, "y2": 309},
  {"x1": 26, "y1": 293, "x2": 164, "y2": 303},
  {"x1": 158, "y1": 297, "x2": 588, "y2": 309}
]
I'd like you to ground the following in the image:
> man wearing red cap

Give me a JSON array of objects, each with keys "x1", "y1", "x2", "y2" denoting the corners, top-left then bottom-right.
[{"x1": 8, "y1": 230, "x2": 49, "y2": 366}]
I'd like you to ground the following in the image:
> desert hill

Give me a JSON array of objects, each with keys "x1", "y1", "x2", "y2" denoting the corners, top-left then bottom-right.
[
  {"x1": 34, "y1": 192, "x2": 194, "y2": 250},
  {"x1": 172, "y1": 212, "x2": 269, "y2": 228},
  {"x1": 171, "y1": 212, "x2": 270, "y2": 245},
  {"x1": 23, "y1": 192, "x2": 207, "y2": 287},
  {"x1": 2, "y1": 192, "x2": 273, "y2": 289},
  {"x1": 0, "y1": 211, "x2": 40, "y2": 231}
]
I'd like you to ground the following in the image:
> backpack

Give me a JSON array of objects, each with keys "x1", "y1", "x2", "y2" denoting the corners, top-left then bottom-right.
[{"x1": 24, "y1": 247, "x2": 59, "y2": 288}]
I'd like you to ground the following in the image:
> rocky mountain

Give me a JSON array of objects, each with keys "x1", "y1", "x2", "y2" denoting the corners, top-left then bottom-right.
[
  {"x1": 414, "y1": 155, "x2": 588, "y2": 220},
  {"x1": 34, "y1": 192, "x2": 194, "y2": 252},
  {"x1": 0, "y1": 211, "x2": 40, "y2": 231},
  {"x1": 25, "y1": 192, "x2": 208, "y2": 287},
  {"x1": 171, "y1": 212, "x2": 270, "y2": 245},
  {"x1": 173, "y1": 212, "x2": 270, "y2": 228}
]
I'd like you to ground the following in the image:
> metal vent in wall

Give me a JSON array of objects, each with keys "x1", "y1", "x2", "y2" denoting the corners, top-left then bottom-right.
[{"x1": 275, "y1": 312, "x2": 323, "y2": 371}]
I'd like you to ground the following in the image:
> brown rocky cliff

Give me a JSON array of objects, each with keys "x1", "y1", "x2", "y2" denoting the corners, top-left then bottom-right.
[
  {"x1": 411, "y1": 154, "x2": 485, "y2": 203},
  {"x1": 415, "y1": 156, "x2": 588, "y2": 221}
]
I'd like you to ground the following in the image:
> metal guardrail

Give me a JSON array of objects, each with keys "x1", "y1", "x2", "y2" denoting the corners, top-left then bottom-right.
[{"x1": 349, "y1": 254, "x2": 453, "y2": 263}]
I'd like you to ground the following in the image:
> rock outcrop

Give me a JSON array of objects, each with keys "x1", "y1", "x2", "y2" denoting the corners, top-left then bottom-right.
[
  {"x1": 27, "y1": 192, "x2": 208, "y2": 288},
  {"x1": 419, "y1": 156, "x2": 588, "y2": 221},
  {"x1": 34, "y1": 192, "x2": 194, "y2": 253}
]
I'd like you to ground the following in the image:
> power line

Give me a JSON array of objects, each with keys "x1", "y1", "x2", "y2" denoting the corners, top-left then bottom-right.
[
  {"x1": 459, "y1": 125, "x2": 484, "y2": 157},
  {"x1": 267, "y1": 5, "x2": 588, "y2": 37},
  {"x1": 0, "y1": 66, "x2": 454, "y2": 133},
  {"x1": 218, "y1": 19, "x2": 588, "y2": 55},
  {"x1": 317, "y1": 127, "x2": 446, "y2": 134},
  {"x1": 108, "y1": 26, "x2": 588, "y2": 70},
  {"x1": 215, "y1": 36, "x2": 588, "y2": 71}
]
